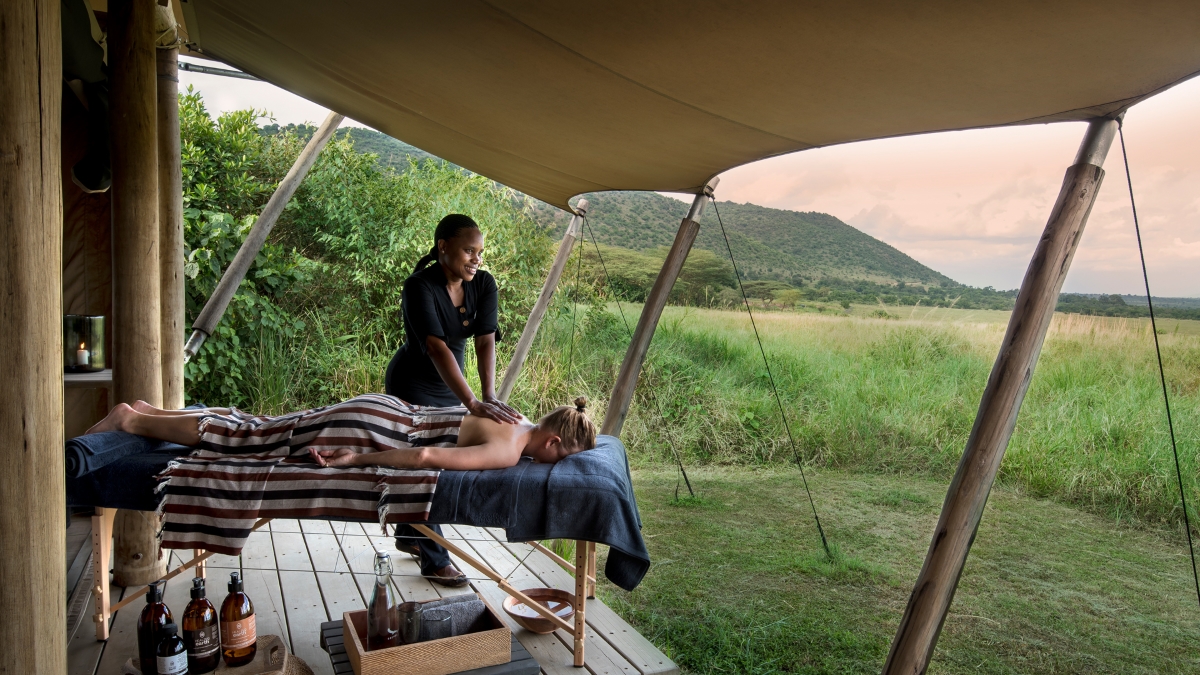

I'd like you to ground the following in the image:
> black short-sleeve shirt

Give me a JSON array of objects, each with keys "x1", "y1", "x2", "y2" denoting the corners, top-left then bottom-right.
[{"x1": 384, "y1": 264, "x2": 501, "y2": 406}]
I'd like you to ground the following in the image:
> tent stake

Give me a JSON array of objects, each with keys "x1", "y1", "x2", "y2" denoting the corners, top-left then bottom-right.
[
  {"x1": 601, "y1": 177, "x2": 718, "y2": 437},
  {"x1": 882, "y1": 117, "x2": 1118, "y2": 675},
  {"x1": 183, "y1": 110, "x2": 344, "y2": 362},
  {"x1": 498, "y1": 199, "x2": 589, "y2": 402}
]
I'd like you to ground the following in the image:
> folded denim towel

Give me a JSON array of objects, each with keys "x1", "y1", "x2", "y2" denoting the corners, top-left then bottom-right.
[
  {"x1": 423, "y1": 593, "x2": 488, "y2": 635},
  {"x1": 65, "y1": 431, "x2": 163, "y2": 478}
]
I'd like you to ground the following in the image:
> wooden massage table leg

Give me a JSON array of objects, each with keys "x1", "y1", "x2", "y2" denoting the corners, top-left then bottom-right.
[
  {"x1": 91, "y1": 507, "x2": 116, "y2": 640},
  {"x1": 194, "y1": 548, "x2": 206, "y2": 579},
  {"x1": 586, "y1": 542, "x2": 597, "y2": 599},
  {"x1": 574, "y1": 541, "x2": 588, "y2": 667}
]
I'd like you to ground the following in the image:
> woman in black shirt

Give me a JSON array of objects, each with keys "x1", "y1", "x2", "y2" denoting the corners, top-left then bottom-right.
[{"x1": 384, "y1": 213, "x2": 520, "y2": 585}]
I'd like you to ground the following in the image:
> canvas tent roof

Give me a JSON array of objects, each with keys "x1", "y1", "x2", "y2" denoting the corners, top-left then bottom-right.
[{"x1": 176, "y1": 0, "x2": 1200, "y2": 211}]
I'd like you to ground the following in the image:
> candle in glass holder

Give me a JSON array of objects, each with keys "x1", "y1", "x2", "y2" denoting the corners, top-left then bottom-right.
[{"x1": 76, "y1": 343, "x2": 90, "y2": 368}]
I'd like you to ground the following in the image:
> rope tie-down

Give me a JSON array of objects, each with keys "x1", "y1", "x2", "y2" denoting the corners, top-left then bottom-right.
[
  {"x1": 1118, "y1": 123, "x2": 1200, "y2": 610},
  {"x1": 709, "y1": 198, "x2": 831, "y2": 557}
]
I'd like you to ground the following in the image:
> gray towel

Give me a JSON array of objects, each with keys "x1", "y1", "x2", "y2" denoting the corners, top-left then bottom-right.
[{"x1": 423, "y1": 593, "x2": 488, "y2": 635}]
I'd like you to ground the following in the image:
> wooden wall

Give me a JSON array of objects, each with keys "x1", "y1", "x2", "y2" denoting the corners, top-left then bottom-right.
[{"x1": 61, "y1": 85, "x2": 113, "y2": 438}]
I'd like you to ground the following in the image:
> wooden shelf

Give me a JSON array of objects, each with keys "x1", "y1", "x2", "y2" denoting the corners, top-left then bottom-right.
[{"x1": 64, "y1": 369, "x2": 112, "y2": 389}]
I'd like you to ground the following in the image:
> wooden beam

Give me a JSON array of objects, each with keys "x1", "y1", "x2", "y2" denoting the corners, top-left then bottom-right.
[
  {"x1": 882, "y1": 118, "x2": 1119, "y2": 675},
  {"x1": 498, "y1": 199, "x2": 589, "y2": 402},
  {"x1": 183, "y1": 111, "x2": 344, "y2": 361},
  {"x1": 157, "y1": 44, "x2": 185, "y2": 409},
  {"x1": 0, "y1": 2, "x2": 65, "y2": 671},
  {"x1": 601, "y1": 178, "x2": 718, "y2": 437},
  {"x1": 110, "y1": 0, "x2": 168, "y2": 587}
]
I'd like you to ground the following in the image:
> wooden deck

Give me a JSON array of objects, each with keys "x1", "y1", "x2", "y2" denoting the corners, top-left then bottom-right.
[{"x1": 66, "y1": 519, "x2": 676, "y2": 675}]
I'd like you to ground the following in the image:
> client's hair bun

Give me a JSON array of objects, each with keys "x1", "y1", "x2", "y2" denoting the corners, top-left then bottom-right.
[{"x1": 574, "y1": 396, "x2": 588, "y2": 413}]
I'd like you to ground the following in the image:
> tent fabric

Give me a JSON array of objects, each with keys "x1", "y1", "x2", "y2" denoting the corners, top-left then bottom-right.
[{"x1": 181, "y1": 1, "x2": 1200, "y2": 211}]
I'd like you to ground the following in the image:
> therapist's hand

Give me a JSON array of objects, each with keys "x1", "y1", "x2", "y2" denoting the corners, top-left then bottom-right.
[{"x1": 467, "y1": 397, "x2": 521, "y2": 424}]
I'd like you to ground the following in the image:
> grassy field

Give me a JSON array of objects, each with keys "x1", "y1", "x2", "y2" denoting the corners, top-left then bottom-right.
[
  {"x1": 598, "y1": 468, "x2": 1200, "y2": 674},
  {"x1": 509, "y1": 304, "x2": 1200, "y2": 531},
  {"x1": 505, "y1": 302, "x2": 1200, "y2": 671}
]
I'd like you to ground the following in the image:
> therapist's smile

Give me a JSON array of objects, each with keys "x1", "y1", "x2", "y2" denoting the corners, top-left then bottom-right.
[{"x1": 442, "y1": 228, "x2": 485, "y2": 282}]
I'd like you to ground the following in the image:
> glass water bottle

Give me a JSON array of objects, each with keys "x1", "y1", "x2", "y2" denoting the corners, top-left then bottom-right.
[{"x1": 367, "y1": 551, "x2": 400, "y2": 650}]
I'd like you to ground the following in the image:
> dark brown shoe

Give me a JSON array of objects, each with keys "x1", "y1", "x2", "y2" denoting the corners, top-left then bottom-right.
[
  {"x1": 396, "y1": 540, "x2": 421, "y2": 560},
  {"x1": 424, "y1": 565, "x2": 469, "y2": 588}
]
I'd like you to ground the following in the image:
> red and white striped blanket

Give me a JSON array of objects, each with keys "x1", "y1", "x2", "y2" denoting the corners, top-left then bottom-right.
[{"x1": 156, "y1": 396, "x2": 463, "y2": 555}]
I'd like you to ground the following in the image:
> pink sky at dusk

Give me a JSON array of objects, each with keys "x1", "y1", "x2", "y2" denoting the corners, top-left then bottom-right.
[{"x1": 181, "y1": 57, "x2": 1200, "y2": 296}]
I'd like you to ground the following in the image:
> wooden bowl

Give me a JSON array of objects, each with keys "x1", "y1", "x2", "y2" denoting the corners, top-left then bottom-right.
[{"x1": 502, "y1": 589, "x2": 576, "y2": 634}]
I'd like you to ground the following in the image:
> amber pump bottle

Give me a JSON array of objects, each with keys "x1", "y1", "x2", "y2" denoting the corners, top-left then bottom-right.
[
  {"x1": 219, "y1": 572, "x2": 257, "y2": 667},
  {"x1": 137, "y1": 582, "x2": 173, "y2": 675},
  {"x1": 155, "y1": 623, "x2": 189, "y2": 675},
  {"x1": 182, "y1": 578, "x2": 220, "y2": 673}
]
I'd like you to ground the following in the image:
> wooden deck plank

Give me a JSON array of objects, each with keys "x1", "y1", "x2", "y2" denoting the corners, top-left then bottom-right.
[
  {"x1": 304, "y1": 533, "x2": 348, "y2": 572},
  {"x1": 272, "y1": 531, "x2": 315, "y2": 571},
  {"x1": 300, "y1": 519, "x2": 334, "y2": 534},
  {"x1": 271, "y1": 519, "x2": 303, "y2": 533},
  {"x1": 316, "y1": 571, "x2": 366, "y2": 618},
  {"x1": 278, "y1": 570, "x2": 332, "y2": 675},
  {"x1": 241, "y1": 530, "x2": 277, "y2": 570},
  {"x1": 66, "y1": 590, "x2": 105, "y2": 675},
  {"x1": 94, "y1": 587, "x2": 140, "y2": 675},
  {"x1": 239, "y1": 566, "x2": 291, "y2": 647}
]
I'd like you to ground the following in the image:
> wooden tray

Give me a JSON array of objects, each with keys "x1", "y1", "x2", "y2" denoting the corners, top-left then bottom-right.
[{"x1": 343, "y1": 596, "x2": 511, "y2": 675}]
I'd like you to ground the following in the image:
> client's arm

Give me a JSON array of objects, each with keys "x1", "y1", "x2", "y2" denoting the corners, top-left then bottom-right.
[{"x1": 311, "y1": 440, "x2": 521, "y2": 471}]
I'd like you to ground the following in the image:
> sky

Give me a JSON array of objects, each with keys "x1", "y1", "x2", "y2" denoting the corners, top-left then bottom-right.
[{"x1": 180, "y1": 57, "x2": 1200, "y2": 296}]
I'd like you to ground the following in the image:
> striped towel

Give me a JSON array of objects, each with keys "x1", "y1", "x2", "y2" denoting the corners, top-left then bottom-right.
[{"x1": 156, "y1": 395, "x2": 464, "y2": 555}]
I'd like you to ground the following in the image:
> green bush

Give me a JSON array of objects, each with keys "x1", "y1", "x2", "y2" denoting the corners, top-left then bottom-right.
[{"x1": 180, "y1": 90, "x2": 551, "y2": 408}]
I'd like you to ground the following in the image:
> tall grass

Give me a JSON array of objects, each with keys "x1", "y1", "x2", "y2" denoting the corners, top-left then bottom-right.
[{"x1": 507, "y1": 303, "x2": 1200, "y2": 532}]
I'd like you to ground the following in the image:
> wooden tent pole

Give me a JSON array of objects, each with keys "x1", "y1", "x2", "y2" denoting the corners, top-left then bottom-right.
[
  {"x1": 157, "y1": 40, "x2": 184, "y2": 409},
  {"x1": 183, "y1": 111, "x2": 344, "y2": 361},
  {"x1": 882, "y1": 117, "x2": 1118, "y2": 675},
  {"x1": 601, "y1": 178, "x2": 719, "y2": 437},
  {"x1": 0, "y1": 0, "x2": 65, "y2": 669},
  {"x1": 110, "y1": 0, "x2": 168, "y2": 588},
  {"x1": 497, "y1": 199, "x2": 589, "y2": 402}
]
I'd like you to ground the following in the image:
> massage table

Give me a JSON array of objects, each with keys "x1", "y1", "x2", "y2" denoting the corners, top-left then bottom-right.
[{"x1": 66, "y1": 432, "x2": 648, "y2": 667}]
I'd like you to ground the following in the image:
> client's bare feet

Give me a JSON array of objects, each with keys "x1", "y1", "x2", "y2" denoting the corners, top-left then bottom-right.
[
  {"x1": 84, "y1": 403, "x2": 135, "y2": 435},
  {"x1": 131, "y1": 400, "x2": 159, "y2": 415}
]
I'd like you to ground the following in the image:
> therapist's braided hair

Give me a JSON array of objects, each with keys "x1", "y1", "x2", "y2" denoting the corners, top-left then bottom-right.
[
  {"x1": 412, "y1": 213, "x2": 481, "y2": 275},
  {"x1": 539, "y1": 397, "x2": 597, "y2": 454}
]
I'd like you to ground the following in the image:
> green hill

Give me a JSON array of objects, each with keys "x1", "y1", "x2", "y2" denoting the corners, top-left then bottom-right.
[{"x1": 529, "y1": 191, "x2": 954, "y2": 288}]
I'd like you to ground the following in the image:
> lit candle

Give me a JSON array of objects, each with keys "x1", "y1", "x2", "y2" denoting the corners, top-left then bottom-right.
[{"x1": 76, "y1": 343, "x2": 90, "y2": 367}]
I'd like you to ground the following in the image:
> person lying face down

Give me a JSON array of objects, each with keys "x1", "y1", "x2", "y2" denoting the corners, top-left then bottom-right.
[{"x1": 84, "y1": 394, "x2": 597, "y2": 472}]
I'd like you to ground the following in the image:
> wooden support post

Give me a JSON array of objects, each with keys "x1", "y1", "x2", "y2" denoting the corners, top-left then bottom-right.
[
  {"x1": 183, "y1": 111, "x2": 344, "y2": 361},
  {"x1": 574, "y1": 541, "x2": 588, "y2": 667},
  {"x1": 497, "y1": 199, "x2": 589, "y2": 402},
  {"x1": 882, "y1": 118, "x2": 1118, "y2": 675},
  {"x1": 157, "y1": 38, "x2": 185, "y2": 409},
  {"x1": 0, "y1": 0, "x2": 65, "y2": 668},
  {"x1": 110, "y1": 0, "x2": 168, "y2": 587},
  {"x1": 602, "y1": 177, "x2": 718, "y2": 436}
]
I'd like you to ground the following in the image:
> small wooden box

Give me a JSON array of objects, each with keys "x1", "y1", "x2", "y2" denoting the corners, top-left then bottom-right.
[{"x1": 343, "y1": 595, "x2": 511, "y2": 675}]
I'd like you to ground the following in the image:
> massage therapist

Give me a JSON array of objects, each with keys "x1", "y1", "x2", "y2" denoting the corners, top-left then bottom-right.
[{"x1": 385, "y1": 213, "x2": 520, "y2": 586}]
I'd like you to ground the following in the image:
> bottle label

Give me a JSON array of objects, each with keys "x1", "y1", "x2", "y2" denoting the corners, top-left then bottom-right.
[
  {"x1": 184, "y1": 624, "x2": 219, "y2": 658},
  {"x1": 220, "y1": 615, "x2": 256, "y2": 650},
  {"x1": 157, "y1": 652, "x2": 188, "y2": 675}
]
